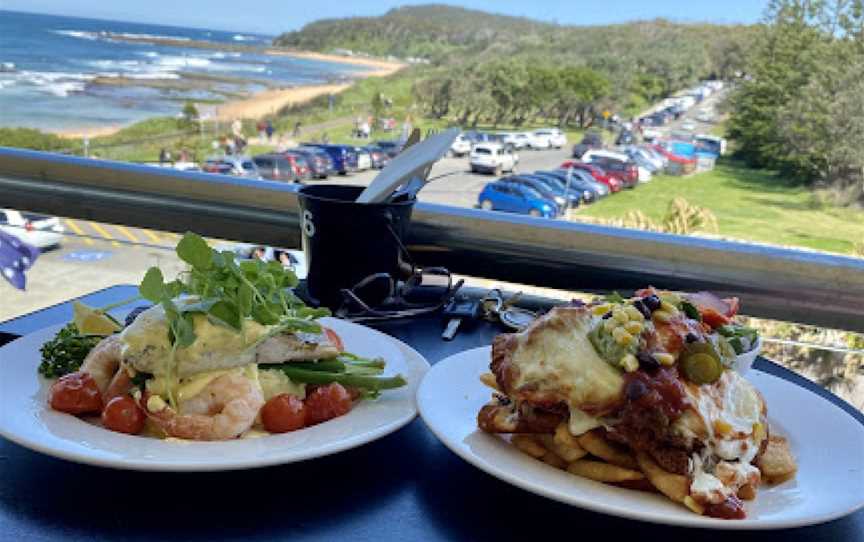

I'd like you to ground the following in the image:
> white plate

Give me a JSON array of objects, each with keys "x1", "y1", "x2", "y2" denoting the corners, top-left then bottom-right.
[
  {"x1": 417, "y1": 346, "x2": 864, "y2": 529},
  {"x1": 0, "y1": 317, "x2": 428, "y2": 471}
]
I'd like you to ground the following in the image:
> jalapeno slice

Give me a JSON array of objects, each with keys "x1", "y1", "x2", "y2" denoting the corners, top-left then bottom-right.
[{"x1": 681, "y1": 352, "x2": 723, "y2": 384}]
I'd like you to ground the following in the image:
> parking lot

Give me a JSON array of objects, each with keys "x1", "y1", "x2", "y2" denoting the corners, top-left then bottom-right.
[{"x1": 308, "y1": 146, "x2": 574, "y2": 208}]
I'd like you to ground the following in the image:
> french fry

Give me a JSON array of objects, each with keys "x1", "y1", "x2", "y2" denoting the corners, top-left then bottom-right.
[
  {"x1": 636, "y1": 451, "x2": 689, "y2": 503},
  {"x1": 683, "y1": 496, "x2": 705, "y2": 515},
  {"x1": 511, "y1": 434, "x2": 546, "y2": 458},
  {"x1": 737, "y1": 483, "x2": 757, "y2": 501},
  {"x1": 757, "y1": 436, "x2": 797, "y2": 484},
  {"x1": 577, "y1": 430, "x2": 639, "y2": 470},
  {"x1": 479, "y1": 372, "x2": 500, "y2": 391},
  {"x1": 553, "y1": 423, "x2": 585, "y2": 452},
  {"x1": 567, "y1": 459, "x2": 645, "y2": 483},
  {"x1": 538, "y1": 433, "x2": 588, "y2": 462},
  {"x1": 541, "y1": 451, "x2": 568, "y2": 469}
]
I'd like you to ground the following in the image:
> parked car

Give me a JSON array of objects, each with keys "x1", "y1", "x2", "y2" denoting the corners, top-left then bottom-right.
[
  {"x1": 0, "y1": 209, "x2": 64, "y2": 249},
  {"x1": 477, "y1": 182, "x2": 557, "y2": 218},
  {"x1": 505, "y1": 175, "x2": 578, "y2": 212},
  {"x1": 202, "y1": 156, "x2": 261, "y2": 178},
  {"x1": 363, "y1": 145, "x2": 390, "y2": 168},
  {"x1": 571, "y1": 130, "x2": 604, "y2": 158},
  {"x1": 625, "y1": 146, "x2": 663, "y2": 174},
  {"x1": 253, "y1": 153, "x2": 306, "y2": 182},
  {"x1": 374, "y1": 140, "x2": 403, "y2": 158},
  {"x1": 694, "y1": 134, "x2": 727, "y2": 156},
  {"x1": 581, "y1": 151, "x2": 639, "y2": 188},
  {"x1": 559, "y1": 160, "x2": 622, "y2": 192},
  {"x1": 525, "y1": 131, "x2": 551, "y2": 150},
  {"x1": 302, "y1": 144, "x2": 358, "y2": 175},
  {"x1": 469, "y1": 143, "x2": 518, "y2": 175},
  {"x1": 532, "y1": 170, "x2": 606, "y2": 200},
  {"x1": 533, "y1": 128, "x2": 567, "y2": 149},
  {"x1": 292, "y1": 147, "x2": 331, "y2": 179},
  {"x1": 518, "y1": 173, "x2": 593, "y2": 205},
  {"x1": 354, "y1": 147, "x2": 372, "y2": 171},
  {"x1": 450, "y1": 134, "x2": 472, "y2": 157}
]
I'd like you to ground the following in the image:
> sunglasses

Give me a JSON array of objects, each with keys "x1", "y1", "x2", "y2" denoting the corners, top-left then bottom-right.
[{"x1": 335, "y1": 267, "x2": 464, "y2": 322}]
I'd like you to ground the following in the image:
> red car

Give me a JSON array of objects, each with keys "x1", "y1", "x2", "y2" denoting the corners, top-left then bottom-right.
[
  {"x1": 279, "y1": 152, "x2": 312, "y2": 180},
  {"x1": 560, "y1": 160, "x2": 622, "y2": 192}
]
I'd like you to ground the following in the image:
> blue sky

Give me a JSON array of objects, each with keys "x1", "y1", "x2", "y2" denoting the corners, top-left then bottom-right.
[{"x1": 1, "y1": 0, "x2": 768, "y2": 34}]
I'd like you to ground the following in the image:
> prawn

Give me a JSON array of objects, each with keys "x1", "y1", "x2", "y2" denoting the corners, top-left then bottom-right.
[
  {"x1": 143, "y1": 372, "x2": 264, "y2": 441},
  {"x1": 79, "y1": 335, "x2": 133, "y2": 403}
]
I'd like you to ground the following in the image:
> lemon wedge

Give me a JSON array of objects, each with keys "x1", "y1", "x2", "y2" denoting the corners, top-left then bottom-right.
[{"x1": 72, "y1": 301, "x2": 122, "y2": 336}]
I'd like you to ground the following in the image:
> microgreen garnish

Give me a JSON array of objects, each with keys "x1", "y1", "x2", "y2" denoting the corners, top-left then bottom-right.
[{"x1": 138, "y1": 232, "x2": 329, "y2": 348}]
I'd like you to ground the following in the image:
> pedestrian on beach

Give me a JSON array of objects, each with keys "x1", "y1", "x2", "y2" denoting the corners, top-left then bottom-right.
[{"x1": 265, "y1": 119, "x2": 274, "y2": 141}]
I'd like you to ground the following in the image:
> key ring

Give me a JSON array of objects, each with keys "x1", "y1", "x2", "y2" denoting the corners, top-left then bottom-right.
[{"x1": 480, "y1": 289, "x2": 504, "y2": 320}]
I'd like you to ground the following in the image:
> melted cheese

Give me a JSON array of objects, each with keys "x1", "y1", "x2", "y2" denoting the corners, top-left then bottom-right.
[
  {"x1": 120, "y1": 303, "x2": 272, "y2": 377},
  {"x1": 510, "y1": 309, "x2": 623, "y2": 435},
  {"x1": 683, "y1": 371, "x2": 765, "y2": 503}
]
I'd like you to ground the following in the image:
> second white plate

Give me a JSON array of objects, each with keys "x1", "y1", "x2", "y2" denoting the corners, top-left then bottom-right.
[{"x1": 417, "y1": 346, "x2": 864, "y2": 529}]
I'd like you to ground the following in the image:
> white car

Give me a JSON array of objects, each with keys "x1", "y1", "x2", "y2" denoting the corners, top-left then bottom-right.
[
  {"x1": 0, "y1": 209, "x2": 65, "y2": 249},
  {"x1": 525, "y1": 131, "x2": 552, "y2": 150},
  {"x1": 534, "y1": 128, "x2": 567, "y2": 149},
  {"x1": 450, "y1": 134, "x2": 472, "y2": 157},
  {"x1": 470, "y1": 143, "x2": 517, "y2": 175},
  {"x1": 355, "y1": 148, "x2": 372, "y2": 171}
]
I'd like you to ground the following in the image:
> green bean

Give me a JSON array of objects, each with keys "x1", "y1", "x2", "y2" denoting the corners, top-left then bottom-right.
[
  {"x1": 290, "y1": 359, "x2": 347, "y2": 372},
  {"x1": 274, "y1": 365, "x2": 407, "y2": 390}
]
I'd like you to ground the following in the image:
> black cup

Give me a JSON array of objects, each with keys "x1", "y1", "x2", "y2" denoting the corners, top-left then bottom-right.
[{"x1": 298, "y1": 185, "x2": 415, "y2": 309}]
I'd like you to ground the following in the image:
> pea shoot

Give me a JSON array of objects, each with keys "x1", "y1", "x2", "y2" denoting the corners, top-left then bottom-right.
[{"x1": 138, "y1": 232, "x2": 330, "y2": 349}]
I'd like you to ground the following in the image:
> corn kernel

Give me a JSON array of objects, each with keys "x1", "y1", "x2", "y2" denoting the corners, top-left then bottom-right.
[
  {"x1": 714, "y1": 419, "x2": 733, "y2": 436},
  {"x1": 146, "y1": 395, "x2": 167, "y2": 413},
  {"x1": 613, "y1": 309, "x2": 629, "y2": 323},
  {"x1": 660, "y1": 300, "x2": 680, "y2": 314},
  {"x1": 612, "y1": 327, "x2": 633, "y2": 345},
  {"x1": 603, "y1": 318, "x2": 617, "y2": 332},
  {"x1": 624, "y1": 321, "x2": 643, "y2": 335},
  {"x1": 752, "y1": 422, "x2": 766, "y2": 441},
  {"x1": 592, "y1": 303, "x2": 611, "y2": 316},
  {"x1": 652, "y1": 352, "x2": 676, "y2": 366},
  {"x1": 652, "y1": 310, "x2": 673, "y2": 324},
  {"x1": 621, "y1": 353, "x2": 639, "y2": 372},
  {"x1": 624, "y1": 305, "x2": 645, "y2": 321}
]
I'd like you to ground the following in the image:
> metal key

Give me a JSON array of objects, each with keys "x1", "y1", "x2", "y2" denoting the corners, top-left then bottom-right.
[{"x1": 441, "y1": 296, "x2": 482, "y2": 340}]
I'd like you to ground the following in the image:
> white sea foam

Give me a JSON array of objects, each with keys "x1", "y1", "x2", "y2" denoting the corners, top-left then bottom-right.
[
  {"x1": 137, "y1": 51, "x2": 160, "y2": 58},
  {"x1": 53, "y1": 29, "x2": 99, "y2": 41},
  {"x1": 0, "y1": 62, "x2": 16, "y2": 73},
  {"x1": 115, "y1": 32, "x2": 191, "y2": 42},
  {"x1": 232, "y1": 34, "x2": 256, "y2": 42},
  {"x1": 155, "y1": 56, "x2": 212, "y2": 68}
]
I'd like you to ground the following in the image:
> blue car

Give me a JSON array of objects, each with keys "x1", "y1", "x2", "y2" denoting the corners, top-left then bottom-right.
[
  {"x1": 477, "y1": 181, "x2": 557, "y2": 218},
  {"x1": 531, "y1": 170, "x2": 606, "y2": 200},
  {"x1": 302, "y1": 143, "x2": 358, "y2": 175},
  {"x1": 506, "y1": 175, "x2": 581, "y2": 210}
]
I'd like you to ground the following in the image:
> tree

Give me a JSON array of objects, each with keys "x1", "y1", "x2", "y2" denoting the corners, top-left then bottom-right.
[{"x1": 178, "y1": 101, "x2": 199, "y2": 130}]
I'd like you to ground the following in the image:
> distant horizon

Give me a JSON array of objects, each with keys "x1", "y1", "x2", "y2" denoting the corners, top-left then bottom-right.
[{"x1": 0, "y1": 2, "x2": 765, "y2": 36}]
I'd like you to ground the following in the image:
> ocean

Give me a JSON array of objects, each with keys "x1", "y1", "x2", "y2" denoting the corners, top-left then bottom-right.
[{"x1": 0, "y1": 10, "x2": 366, "y2": 132}]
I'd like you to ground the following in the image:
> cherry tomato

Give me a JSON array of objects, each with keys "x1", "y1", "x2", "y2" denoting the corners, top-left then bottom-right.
[
  {"x1": 261, "y1": 393, "x2": 306, "y2": 433},
  {"x1": 323, "y1": 327, "x2": 344, "y2": 352},
  {"x1": 304, "y1": 383, "x2": 352, "y2": 426},
  {"x1": 101, "y1": 396, "x2": 146, "y2": 435},
  {"x1": 49, "y1": 372, "x2": 103, "y2": 415}
]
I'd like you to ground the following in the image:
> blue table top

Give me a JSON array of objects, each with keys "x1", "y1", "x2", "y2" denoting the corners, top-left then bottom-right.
[{"x1": 1, "y1": 285, "x2": 862, "y2": 542}]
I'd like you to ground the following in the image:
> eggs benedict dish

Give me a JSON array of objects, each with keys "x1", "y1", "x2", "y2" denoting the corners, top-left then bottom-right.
[{"x1": 478, "y1": 288, "x2": 796, "y2": 519}]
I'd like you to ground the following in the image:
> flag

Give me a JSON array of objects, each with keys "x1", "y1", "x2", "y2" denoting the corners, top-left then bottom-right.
[{"x1": 0, "y1": 230, "x2": 40, "y2": 290}]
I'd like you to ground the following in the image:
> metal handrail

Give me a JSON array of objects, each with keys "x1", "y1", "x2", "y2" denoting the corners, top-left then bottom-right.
[{"x1": 2, "y1": 146, "x2": 863, "y2": 332}]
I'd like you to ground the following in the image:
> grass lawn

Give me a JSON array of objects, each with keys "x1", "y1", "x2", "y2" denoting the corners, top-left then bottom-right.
[{"x1": 576, "y1": 159, "x2": 864, "y2": 255}]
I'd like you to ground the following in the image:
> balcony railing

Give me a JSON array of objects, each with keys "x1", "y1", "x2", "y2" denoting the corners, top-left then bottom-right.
[{"x1": 2, "y1": 146, "x2": 863, "y2": 332}]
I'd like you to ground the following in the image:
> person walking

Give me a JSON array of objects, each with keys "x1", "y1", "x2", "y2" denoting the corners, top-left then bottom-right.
[
  {"x1": 265, "y1": 119, "x2": 274, "y2": 141},
  {"x1": 293, "y1": 120, "x2": 302, "y2": 137},
  {"x1": 256, "y1": 120, "x2": 266, "y2": 141}
]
